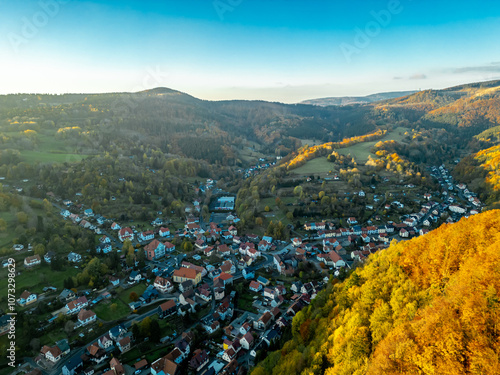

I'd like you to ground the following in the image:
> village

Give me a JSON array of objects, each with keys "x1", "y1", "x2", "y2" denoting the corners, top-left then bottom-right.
[{"x1": 1, "y1": 163, "x2": 483, "y2": 375}]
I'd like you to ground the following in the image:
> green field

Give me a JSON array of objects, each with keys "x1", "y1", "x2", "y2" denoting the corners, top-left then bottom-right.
[
  {"x1": 0, "y1": 264, "x2": 80, "y2": 302},
  {"x1": 94, "y1": 298, "x2": 131, "y2": 321},
  {"x1": 11, "y1": 131, "x2": 91, "y2": 163},
  {"x1": 335, "y1": 126, "x2": 409, "y2": 163},
  {"x1": 291, "y1": 157, "x2": 336, "y2": 175},
  {"x1": 117, "y1": 284, "x2": 147, "y2": 303},
  {"x1": 291, "y1": 127, "x2": 410, "y2": 174}
]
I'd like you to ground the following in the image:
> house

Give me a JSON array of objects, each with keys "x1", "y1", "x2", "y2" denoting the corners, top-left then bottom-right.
[
  {"x1": 217, "y1": 244, "x2": 231, "y2": 257},
  {"x1": 86, "y1": 343, "x2": 108, "y2": 364},
  {"x1": 214, "y1": 287, "x2": 225, "y2": 301},
  {"x1": 24, "y1": 254, "x2": 41, "y2": 267},
  {"x1": 158, "y1": 300, "x2": 177, "y2": 319},
  {"x1": 134, "y1": 359, "x2": 149, "y2": 374},
  {"x1": 84, "y1": 208, "x2": 94, "y2": 217},
  {"x1": 236, "y1": 322, "x2": 250, "y2": 336},
  {"x1": 216, "y1": 272, "x2": 234, "y2": 286},
  {"x1": 220, "y1": 260, "x2": 236, "y2": 274},
  {"x1": 118, "y1": 227, "x2": 134, "y2": 242},
  {"x1": 196, "y1": 284, "x2": 212, "y2": 302},
  {"x1": 263, "y1": 288, "x2": 276, "y2": 299},
  {"x1": 59, "y1": 289, "x2": 76, "y2": 302},
  {"x1": 68, "y1": 252, "x2": 82, "y2": 263},
  {"x1": 129, "y1": 271, "x2": 142, "y2": 283},
  {"x1": 18, "y1": 290, "x2": 37, "y2": 306},
  {"x1": 62, "y1": 356, "x2": 83, "y2": 375},
  {"x1": 117, "y1": 336, "x2": 131, "y2": 353},
  {"x1": 109, "y1": 358, "x2": 125, "y2": 375},
  {"x1": 140, "y1": 285, "x2": 159, "y2": 303},
  {"x1": 257, "y1": 276, "x2": 270, "y2": 286},
  {"x1": 228, "y1": 226, "x2": 237, "y2": 236},
  {"x1": 154, "y1": 276, "x2": 174, "y2": 293},
  {"x1": 321, "y1": 251, "x2": 346, "y2": 268},
  {"x1": 139, "y1": 230, "x2": 155, "y2": 242},
  {"x1": 109, "y1": 276, "x2": 120, "y2": 287},
  {"x1": 173, "y1": 268, "x2": 202, "y2": 285},
  {"x1": 240, "y1": 332, "x2": 255, "y2": 350},
  {"x1": 109, "y1": 324, "x2": 126, "y2": 341},
  {"x1": 100, "y1": 235, "x2": 111, "y2": 244},
  {"x1": 189, "y1": 349, "x2": 209, "y2": 372},
  {"x1": 151, "y1": 354, "x2": 178, "y2": 375},
  {"x1": 111, "y1": 222, "x2": 121, "y2": 230},
  {"x1": 304, "y1": 222, "x2": 326, "y2": 231},
  {"x1": 145, "y1": 240, "x2": 166, "y2": 261},
  {"x1": 258, "y1": 240, "x2": 271, "y2": 252},
  {"x1": 179, "y1": 288, "x2": 196, "y2": 305},
  {"x1": 41, "y1": 345, "x2": 62, "y2": 363},
  {"x1": 44, "y1": 251, "x2": 56, "y2": 263},
  {"x1": 291, "y1": 237, "x2": 302, "y2": 247},
  {"x1": 78, "y1": 309, "x2": 97, "y2": 326},
  {"x1": 205, "y1": 320, "x2": 220, "y2": 334},
  {"x1": 56, "y1": 339, "x2": 71, "y2": 356},
  {"x1": 254, "y1": 311, "x2": 272, "y2": 330},
  {"x1": 242, "y1": 268, "x2": 255, "y2": 279},
  {"x1": 164, "y1": 242, "x2": 176, "y2": 252},
  {"x1": 159, "y1": 227, "x2": 171, "y2": 237},
  {"x1": 97, "y1": 243, "x2": 113, "y2": 254},
  {"x1": 66, "y1": 296, "x2": 88, "y2": 314},
  {"x1": 181, "y1": 261, "x2": 207, "y2": 277},
  {"x1": 249, "y1": 280, "x2": 262, "y2": 292},
  {"x1": 347, "y1": 217, "x2": 358, "y2": 225},
  {"x1": 98, "y1": 334, "x2": 113, "y2": 350}
]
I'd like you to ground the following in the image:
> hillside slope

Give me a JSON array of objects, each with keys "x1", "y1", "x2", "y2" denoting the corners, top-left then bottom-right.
[{"x1": 252, "y1": 210, "x2": 500, "y2": 375}]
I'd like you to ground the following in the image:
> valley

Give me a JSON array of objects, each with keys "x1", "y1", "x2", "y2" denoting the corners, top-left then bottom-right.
[{"x1": 0, "y1": 80, "x2": 499, "y2": 375}]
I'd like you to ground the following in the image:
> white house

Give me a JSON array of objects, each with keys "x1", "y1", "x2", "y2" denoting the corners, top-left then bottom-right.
[
  {"x1": 18, "y1": 290, "x2": 37, "y2": 306},
  {"x1": 78, "y1": 309, "x2": 97, "y2": 326},
  {"x1": 24, "y1": 255, "x2": 41, "y2": 267},
  {"x1": 68, "y1": 252, "x2": 82, "y2": 263}
]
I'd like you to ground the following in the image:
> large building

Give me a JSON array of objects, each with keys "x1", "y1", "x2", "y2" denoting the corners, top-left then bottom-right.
[{"x1": 173, "y1": 268, "x2": 201, "y2": 286}]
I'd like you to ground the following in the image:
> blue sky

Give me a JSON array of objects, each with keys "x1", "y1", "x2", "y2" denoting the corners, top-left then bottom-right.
[{"x1": 1, "y1": 0, "x2": 500, "y2": 102}]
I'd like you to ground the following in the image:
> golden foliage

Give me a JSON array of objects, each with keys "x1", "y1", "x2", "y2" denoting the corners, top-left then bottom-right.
[{"x1": 252, "y1": 210, "x2": 500, "y2": 375}]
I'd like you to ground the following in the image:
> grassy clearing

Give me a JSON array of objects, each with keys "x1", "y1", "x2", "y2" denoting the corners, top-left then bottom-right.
[
  {"x1": 94, "y1": 298, "x2": 130, "y2": 321},
  {"x1": 117, "y1": 283, "x2": 147, "y2": 303},
  {"x1": 300, "y1": 138, "x2": 323, "y2": 146},
  {"x1": 0, "y1": 264, "x2": 80, "y2": 300},
  {"x1": 290, "y1": 157, "x2": 336, "y2": 175},
  {"x1": 335, "y1": 126, "x2": 409, "y2": 163}
]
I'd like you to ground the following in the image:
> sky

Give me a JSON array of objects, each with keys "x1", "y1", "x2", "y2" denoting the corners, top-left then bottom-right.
[{"x1": 0, "y1": 0, "x2": 500, "y2": 103}]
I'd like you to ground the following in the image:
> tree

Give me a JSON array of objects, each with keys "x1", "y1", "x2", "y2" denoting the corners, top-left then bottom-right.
[
  {"x1": 293, "y1": 186, "x2": 303, "y2": 196},
  {"x1": 30, "y1": 338, "x2": 41, "y2": 352},
  {"x1": 129, "y1": 292, "x2": 139, "y2": 302},
  {"x1": 140, "y1": 316, "x2": 152, "y2": 338},
  {"x1": 64, "y1": 320, "x2": 75, "y2": 334},
  {"x1": 150, "y1": 319, "x2": 161, "y2": 343},
  {"x1": 34, "y1": 243, "x2": 46, "y2": 256},
  {"x1": 264, "y1": 206, "x2": 270, "y2": 212}
]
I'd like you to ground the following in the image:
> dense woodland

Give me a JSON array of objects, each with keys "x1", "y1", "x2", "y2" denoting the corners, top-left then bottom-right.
[{"x1": 251, "y1": 210, "x2": 500, "y2": 375}]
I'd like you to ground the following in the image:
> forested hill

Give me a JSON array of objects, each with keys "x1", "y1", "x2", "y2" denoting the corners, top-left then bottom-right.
[{"x1": 252, "y1": 210, "x2": 500, "y2": 375}]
